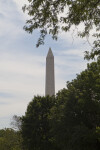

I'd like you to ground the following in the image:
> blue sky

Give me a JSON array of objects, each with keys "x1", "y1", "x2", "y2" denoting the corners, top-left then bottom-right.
[{"x1": 0, "y1": 0, "x2": 92, "y2": 129}]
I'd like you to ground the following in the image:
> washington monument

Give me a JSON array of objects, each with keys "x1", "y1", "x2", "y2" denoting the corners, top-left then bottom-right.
[{"x1": 45, "y1": 48, "x2": 55, "y2": 96}]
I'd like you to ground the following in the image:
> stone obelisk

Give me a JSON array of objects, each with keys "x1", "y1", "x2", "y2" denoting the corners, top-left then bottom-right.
[{"x1": 45, "y1": 48, "x2": 55, "y2": 96}]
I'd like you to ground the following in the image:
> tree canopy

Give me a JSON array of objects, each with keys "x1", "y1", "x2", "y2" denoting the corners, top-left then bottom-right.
[
  {"x1": 21, "y1": 96, "x2": 57, "y2": 150},
  {"x1": 21, "y1": 59, "x2": 100, "y2": 150},
  {"x1": 0, "y1": 128, "x2": 22, "y2": 150},
  {"x1": 55, "y1": 59, "x2": 100, "y2": 150},
  {"x1": 23, "y1": 0, "x2": 100, "y2": 59}
]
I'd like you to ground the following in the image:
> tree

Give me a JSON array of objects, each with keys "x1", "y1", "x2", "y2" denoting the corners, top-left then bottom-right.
[
  {"x1": 0, "y1": 128, "x2": 22, "y2": 150},
  {"x1": 11, "y1": 115, "x2": 22, "y2": 131},
  {"x1": 21, "y1": 96, "x2": 57, "y2": 150},
  {"x1": 21, "y1": 60, "x2": 100, "y2": 150},
  {"x1": 55, "y1": 59, "x2": 100, "y2": 150},
  {"x1": 22, "y1": 0, "x2": 100, "y2": 59}
]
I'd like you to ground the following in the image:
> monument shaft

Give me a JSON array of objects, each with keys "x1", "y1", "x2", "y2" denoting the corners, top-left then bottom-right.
[{"x1": 45, "y1": 48, "x2": 55, "y2": 96}]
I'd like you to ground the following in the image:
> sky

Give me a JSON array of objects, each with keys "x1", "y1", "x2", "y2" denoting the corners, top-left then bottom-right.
[{"x1": 0, "y1": 0, "x2": 93, "y2": 129}]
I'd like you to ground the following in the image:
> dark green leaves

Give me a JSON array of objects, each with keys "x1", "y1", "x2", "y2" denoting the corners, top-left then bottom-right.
[
  {"x1": 21, "y1": 60, "x2": 100, "y2": 150},
  {"x1": 21, "y1": 96, "x2": 56, "y2": 150},
  {"x1": 0, "y1": 128, "x2": 22, "y2": 150}
]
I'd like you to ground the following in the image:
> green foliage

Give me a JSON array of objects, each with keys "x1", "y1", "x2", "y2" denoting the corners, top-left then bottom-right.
[
  {"x1": 23, "y1": 0, "x2": 100, "y2": 59},
  {"x1": 21, "y1": 96, "x2": 57, "y2": 150},
  {"x1": 0, "y1": 128, "x2": 22, "y2": 150},
  {"x1": 55, "y1": 59, "x2": 100, "y2": 150},
  {"x1": 21, "y1": 60, "x2": 100, "y2": 150}
]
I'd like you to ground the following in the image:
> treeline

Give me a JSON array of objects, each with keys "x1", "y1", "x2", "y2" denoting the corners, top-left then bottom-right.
[
  {"x1": 0, "y1": 128, "x2": 22, "y2": 150},
  {"x1": 1, "y1": 60, "x2": 100, "y2": 150}
]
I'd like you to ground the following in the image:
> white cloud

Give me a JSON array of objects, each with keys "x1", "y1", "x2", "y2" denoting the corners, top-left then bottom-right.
[
  {"x1": 14, "y1": 0, "x2": 29, "y2": 8},
  {"x1": 0, "y1": 52, "x2": 45, "y2": 94},
  {"x1": 0, "y1": 0, "x2": 25, "y2": 41},
  {"x1": 13, "y1": 0, "x2": 29, "y2": 19},
  {"x1": 0, "y1": 51, "x2": 45, "y2": 128}
]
